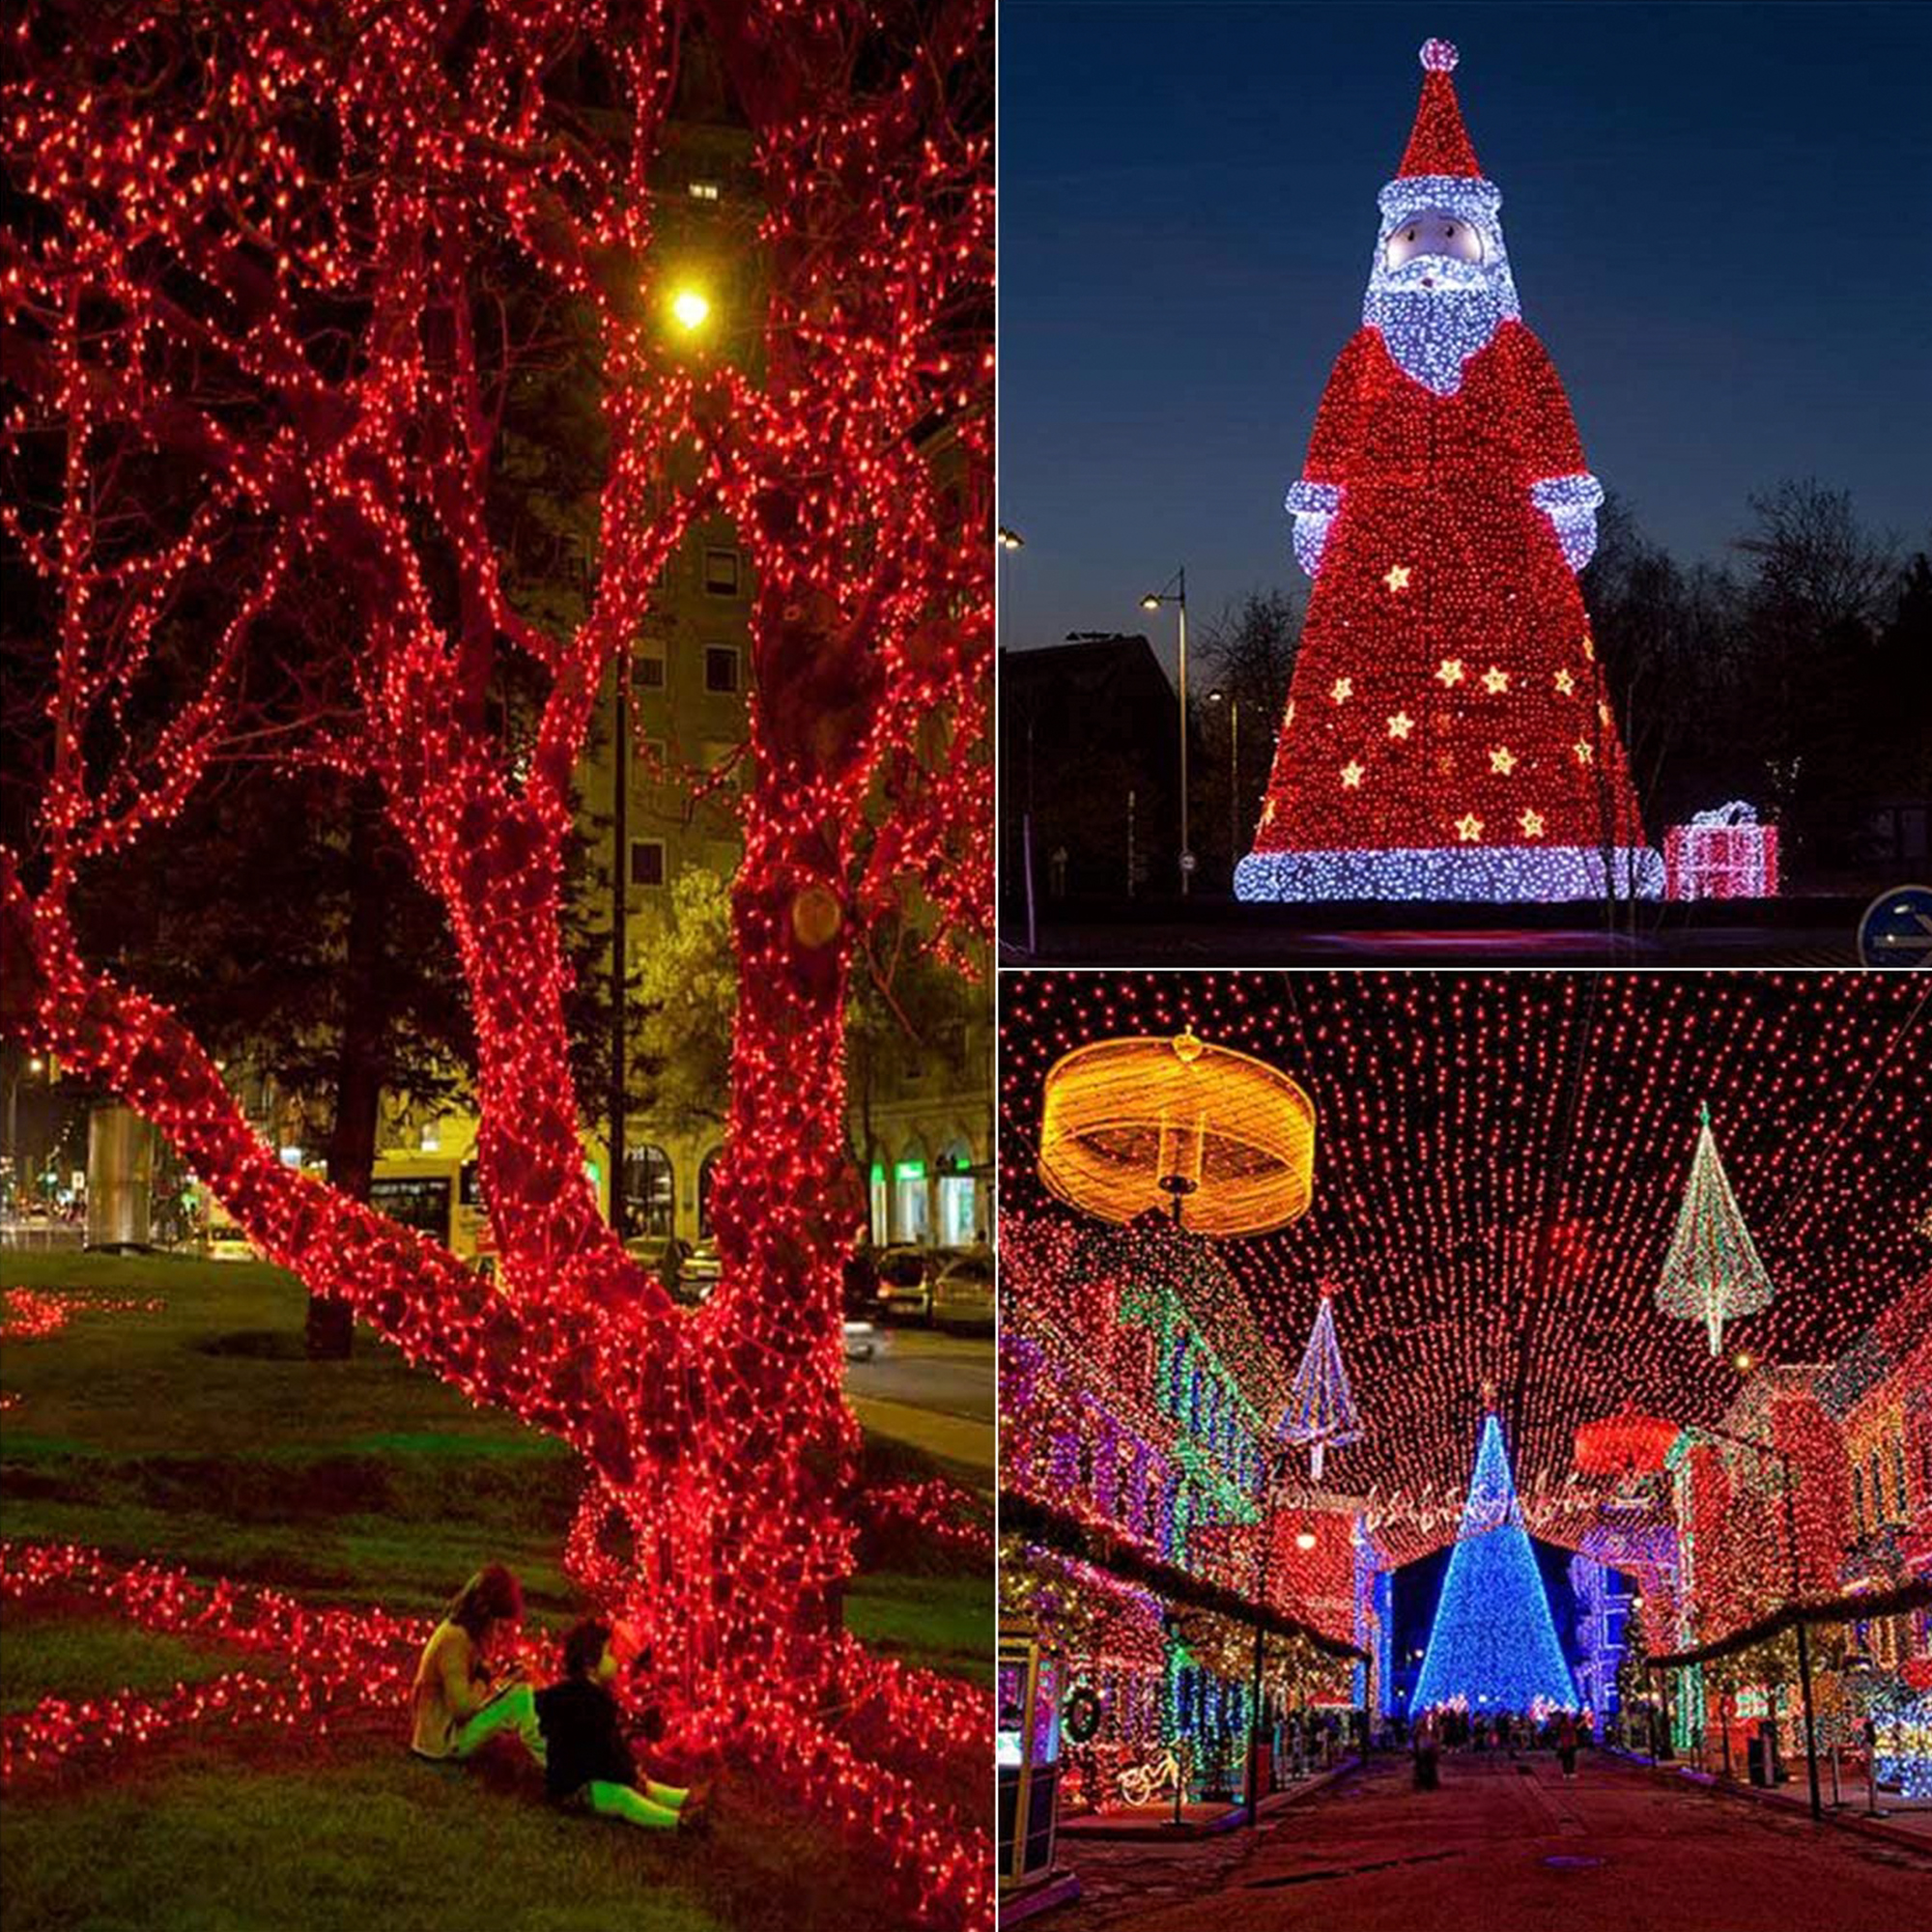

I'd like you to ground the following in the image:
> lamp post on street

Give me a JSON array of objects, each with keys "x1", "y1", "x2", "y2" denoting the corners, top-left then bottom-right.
[{"x1": 1140, "y1": 567, "x2": 1190, "y2": 895}]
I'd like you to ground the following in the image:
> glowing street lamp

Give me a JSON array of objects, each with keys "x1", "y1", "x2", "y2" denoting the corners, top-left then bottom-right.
[{"x1": 668, "y1": 286, "x2": 712, "y2": 332}]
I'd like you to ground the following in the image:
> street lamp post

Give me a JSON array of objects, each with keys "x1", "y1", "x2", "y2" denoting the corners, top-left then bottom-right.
[
  {"x1": 1141, "y1": 567, "x2": 1190, "y2": 895},
  {"x1": 1683, "y1": 1418, "x2": 1824, "y2": 1821}
]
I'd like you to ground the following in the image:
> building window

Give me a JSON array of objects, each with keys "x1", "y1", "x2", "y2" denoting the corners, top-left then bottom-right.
[
  {"x1": 634, "y1": 644, "x2": 667, "y2": 690},
  {"x1": 893, "y1": 1145, "x2": 929, "y2": 1244},
  {"x1": 629, "y1": 839, "x2": 666, "y2": 888},
  {"x1": 703, "y1": 548, "x2": 740, "y2": 595},
  {"x1": 867, "y1": 1160, "x2": 889, "y2": 1246},
  {"x1": 697, "y1": 1148, "x2": 724, "y2": 1239},
  {"x1": 704, "y1": 644, "x2": 740, "y2": 694},
  {"x1": 937, "y1": 1140, "x2": 977, "y2": 1248},
  {"x1": 688, "y1": 180, "x2": 721, "y2": 202},
  {"x1": 621, "y1": 1144, "x2": 674, "y2": 1240}
]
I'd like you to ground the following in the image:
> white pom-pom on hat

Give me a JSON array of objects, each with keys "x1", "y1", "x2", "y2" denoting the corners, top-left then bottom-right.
[{"x1": 1419, "y1": 38, "x2": 1460, "y2": 72}]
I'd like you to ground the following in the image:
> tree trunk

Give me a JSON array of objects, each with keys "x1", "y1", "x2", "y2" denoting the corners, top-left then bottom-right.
[{"x1": 309, "y1": 783, "x2": 388, "y2": 1360}]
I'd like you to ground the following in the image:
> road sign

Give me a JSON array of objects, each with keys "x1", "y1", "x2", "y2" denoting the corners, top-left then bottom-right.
[{"x1": 1859, "y1": 885, "x2": 1932, "y2": 968}]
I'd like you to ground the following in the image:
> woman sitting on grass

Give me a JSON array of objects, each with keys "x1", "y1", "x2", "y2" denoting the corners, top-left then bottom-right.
[
  {"x1": 410, "y1": 1563, "x2": 547, "y2": 1767},
  {"x1": 535, "y1": 1618, "x2": 708, "y2": 1832}
]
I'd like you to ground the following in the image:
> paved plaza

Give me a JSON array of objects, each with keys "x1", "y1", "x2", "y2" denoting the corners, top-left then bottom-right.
[{"x1": 1048, "y1": 1750, "x2": 1932, "y2": 1932}]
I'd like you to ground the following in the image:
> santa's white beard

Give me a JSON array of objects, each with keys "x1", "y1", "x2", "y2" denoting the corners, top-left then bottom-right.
[{"x1": 1364, "y1": 285, "x2": 1505, "y2": 397}]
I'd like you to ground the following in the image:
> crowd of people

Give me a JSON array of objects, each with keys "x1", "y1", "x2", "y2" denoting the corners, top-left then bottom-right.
[{"x1": 1403, "y1": 1707, "x2": 1591, "y2": 1789}]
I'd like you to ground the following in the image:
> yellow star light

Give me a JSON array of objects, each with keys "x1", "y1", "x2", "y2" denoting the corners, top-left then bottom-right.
[
  {"x1": 1455, "y1": 812, "x2": 1484, "y2": 843},
  {"x1": 1582, "y1": 631, "x2": 1597, "y2": 660},
  {"x1": 1574, "y1": 739, "x2": 1595, "y2": 765},
  {"x1": 1331, "y1": 676, "x2": 1353, "y2": 703},
  {"x1": 1283, "y1": 699, "x2": 1296, "y2": 729},
  {"x1": 1386, "y1": 711, "x2": 1415, "y2": 740},
  {"x1": 1482, "y1": 666, "x2": 1510, "y2": 695},
  {"x1": 1599, "y1": 700, "x2": 1614, "y2": 726},
  {"x1": 1340, "y1": 760, "x2": 1365, "y2": 789},
  {"x1": 1262, "y1": 798, "x2": 1277, "y2": 827},
  {"x1": 1435, "y1": 658, "x2": 1464, "y2": 687},
  {"x1": 1554, "y1": 668, "x2": 1576, "y2": 696},
  {"x1": 1383, "y1": 563, "x2": 1412, "y2": 592},
  {"x1": 1520, "y1": 809, "x2": 1546, "y2": 838},
  {"x1": 1489, "y1": 746, "x2": 1518, "y2": 776}
]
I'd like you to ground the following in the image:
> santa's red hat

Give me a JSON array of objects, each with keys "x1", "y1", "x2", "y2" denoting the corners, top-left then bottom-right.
[{"x1": 1398, "y1": 39, "x2": 1482, "y2": 178}]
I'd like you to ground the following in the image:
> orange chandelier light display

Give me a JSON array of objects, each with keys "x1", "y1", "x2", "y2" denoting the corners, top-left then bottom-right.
[{"x1": 1037, "y1": 1032, "x2": 1317, "y2": 1235}]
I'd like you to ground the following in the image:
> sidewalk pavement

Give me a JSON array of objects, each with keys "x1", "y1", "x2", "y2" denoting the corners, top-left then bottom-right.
[
  {"x1": 1605, "y1": 1747, "x2": 1932, "y2": 1858},
  {"x1": 1057, "y1": 1758, "x2": 1360, "y2": 1841}
]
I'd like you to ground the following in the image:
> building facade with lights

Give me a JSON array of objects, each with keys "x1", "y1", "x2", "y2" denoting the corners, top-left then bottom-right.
[{"x1": 1000, "y1": 1216, "x2": 1377, "y2": 1812}]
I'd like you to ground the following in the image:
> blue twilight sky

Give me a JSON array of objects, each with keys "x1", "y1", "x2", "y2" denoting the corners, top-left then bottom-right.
[{"x1": 998, "y1": 1, "x2": 1932, "y2": 665}]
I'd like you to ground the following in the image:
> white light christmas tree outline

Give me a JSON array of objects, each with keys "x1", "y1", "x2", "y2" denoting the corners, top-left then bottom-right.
[{"x1": 1656, "y1": 1103, "x2": 1777, "y2": 1356}]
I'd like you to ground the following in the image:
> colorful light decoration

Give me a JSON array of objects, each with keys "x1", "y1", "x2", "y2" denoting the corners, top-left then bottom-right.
[
  {"x1": 1657, "y1": 1105, "x2": 1778, "y2": 1357},
  {"x1": 1412, "y1": 1412, "x2": 1578, "y2": 1714},
  {"x1": 1236, "y1": 39, "x2": 1662, "y2": 903},
  {"x1": 0, "y1": 2, "x2": 991, "y2": 1920},
  {"x1": 1664, "y1": 802, "x2": 1780, "y2": 901},
  {"x1": 1000, "y1": 973, "x2": 1931, "y2": 1575},
  {"x1": 1281, "y1": 1284, "x2": 1362, "y2": 1481},
  {"x1": 1037, "y1": 1032, "x2": 1316, "y2": 1236},
  {"x1": 1573, "y1": 1406, "x2": 1683, "y2": 1478}
]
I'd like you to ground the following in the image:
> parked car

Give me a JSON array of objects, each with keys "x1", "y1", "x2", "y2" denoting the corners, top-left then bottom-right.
[
  {"x1": 875, "y1": 1244, "x2": 933, "y2": 1322},
  {"x1": 623, "y1": 1234, "x2": 692, "y2": 1297},
  {"x1": 929, "y1": 1248, "x2": 994, "y2": 1332},
  {"x1": 682, "y1": 1238, "x2": 723, "y2": 1300},
  {"x1": 204, "y1": 1224, "x2": 260, "y2": 1263}
]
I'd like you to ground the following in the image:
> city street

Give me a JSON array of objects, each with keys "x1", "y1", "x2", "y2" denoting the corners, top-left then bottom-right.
[
  {"x1": 1048, "y1": 1751, "x2": 1932, "y2": 1932},
  {"x1": 846, "y1": 1325, "x2": 996, "y2": 1483}
]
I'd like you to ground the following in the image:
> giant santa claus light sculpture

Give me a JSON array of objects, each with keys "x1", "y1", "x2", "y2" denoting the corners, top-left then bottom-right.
[{"x1": 1236, "y1": 40, "x2": 1662, "y2": 903}]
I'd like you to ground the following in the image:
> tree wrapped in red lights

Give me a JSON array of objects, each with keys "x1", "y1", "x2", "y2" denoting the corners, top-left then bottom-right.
[
  {"x1": 0, "y1": 1, "x2": 989, "y2": 1920},
  {"x1": 1236, "y1": 40, "x2": 1661, "y2": 904}
]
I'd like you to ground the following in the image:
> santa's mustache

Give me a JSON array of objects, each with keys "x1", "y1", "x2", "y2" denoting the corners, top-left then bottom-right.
[{"x1": 1380, "y1": 256, "x2": 1491, "y2": 294}]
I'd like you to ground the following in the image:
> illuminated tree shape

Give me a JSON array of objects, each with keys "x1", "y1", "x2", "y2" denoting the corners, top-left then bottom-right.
[
  {"x1": 1281, "y1": 1286, "x2": 1361, "y2": 1481},
  {"x1": 1657, "y1": 1105, "x2": 1776, "y2": 1356},
  {"x1": 1413, "y1": 1412, "x2": 1577, "y2": 1713}
]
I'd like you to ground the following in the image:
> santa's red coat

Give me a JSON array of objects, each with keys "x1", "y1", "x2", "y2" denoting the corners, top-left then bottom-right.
[{"x1": 1250, "y1": 321, "x2": 1647, "y2": 858}]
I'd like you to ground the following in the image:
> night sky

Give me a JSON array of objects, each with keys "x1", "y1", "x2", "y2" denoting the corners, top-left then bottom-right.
[{"x1": 999, "y1": 2, "x2": 1932, "y2": 673}]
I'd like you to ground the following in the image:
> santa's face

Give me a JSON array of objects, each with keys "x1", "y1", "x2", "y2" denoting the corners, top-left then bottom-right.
[{"x1": 1383, "y1": 209, "x2": 1485, "y2": 289}]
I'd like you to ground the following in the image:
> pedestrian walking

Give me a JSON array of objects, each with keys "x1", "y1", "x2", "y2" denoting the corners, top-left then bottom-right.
[
  {"x1": 1413, "y1": 1710, "x2": 1440, "y2": 1791},
  {"x1": 1557, "y1": 1710, "x2": 1579, "y2": 1780}
]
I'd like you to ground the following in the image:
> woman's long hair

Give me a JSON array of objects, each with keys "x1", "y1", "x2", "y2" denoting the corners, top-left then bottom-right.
[{"x1": 445, "y1": 1563, "x2": 523, "y2": 1640}]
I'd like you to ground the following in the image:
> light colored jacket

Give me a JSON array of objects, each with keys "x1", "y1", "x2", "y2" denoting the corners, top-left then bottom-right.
[{"x1": 411, "y1": 1619, "x2": 485, "y2": 1758}]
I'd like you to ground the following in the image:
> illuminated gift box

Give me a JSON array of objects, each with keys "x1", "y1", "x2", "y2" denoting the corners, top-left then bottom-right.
[{"x1": 1664, "y1": 803, "x2": 1778, "y2": 900}]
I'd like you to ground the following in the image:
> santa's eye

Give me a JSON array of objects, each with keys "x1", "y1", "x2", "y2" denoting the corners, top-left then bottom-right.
[
  {"x1": 1405, "y1": 229, "x2": 1416, "y2": 241},
  {"x1": 1445, "y1": 224, "x2": 1457, "y2": 236}
]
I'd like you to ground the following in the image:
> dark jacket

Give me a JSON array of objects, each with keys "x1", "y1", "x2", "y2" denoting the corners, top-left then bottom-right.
[{"x1": 534, "y1": 1677, "x2": 636, "y2": 1800}]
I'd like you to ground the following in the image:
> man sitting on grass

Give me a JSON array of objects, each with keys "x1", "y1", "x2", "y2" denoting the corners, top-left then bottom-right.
[{"x1": 536, "y1": 1618, "x2": 710, "y2": 1833}]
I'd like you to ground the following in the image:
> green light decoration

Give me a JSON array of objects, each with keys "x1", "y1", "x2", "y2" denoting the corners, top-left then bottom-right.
[{"x1": 1656, "y1": 1103, "x2": 1776, "y2": 1356}]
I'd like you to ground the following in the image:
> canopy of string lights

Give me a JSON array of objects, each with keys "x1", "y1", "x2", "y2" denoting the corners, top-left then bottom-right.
[{"x1": 1001, "y1": 972, "x2": 1931, "y2": 1570}]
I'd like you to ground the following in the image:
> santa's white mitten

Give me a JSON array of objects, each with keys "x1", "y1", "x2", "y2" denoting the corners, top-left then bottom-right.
[
  {"x1": 1286, "y1": 480, "x2": 1343, "y2": 580},
  {"x1": 1531, "y1": 473, "x2": 1604, "y2": 574}
]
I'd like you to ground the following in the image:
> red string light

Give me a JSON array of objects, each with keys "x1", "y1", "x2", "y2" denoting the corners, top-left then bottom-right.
[{"x1": 2, "y1": 1, "x2": 990, "y2": 1919}]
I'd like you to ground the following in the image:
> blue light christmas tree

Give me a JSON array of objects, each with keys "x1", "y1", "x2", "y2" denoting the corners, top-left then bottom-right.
[{"x1": 1414, "y1": 1410, "x2": 1577, "y2": 1714}]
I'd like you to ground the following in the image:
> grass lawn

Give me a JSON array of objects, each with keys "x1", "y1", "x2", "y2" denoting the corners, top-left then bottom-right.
[{"x1": 1, "y1": 1251, "x2": 989, "y2": 1930}]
